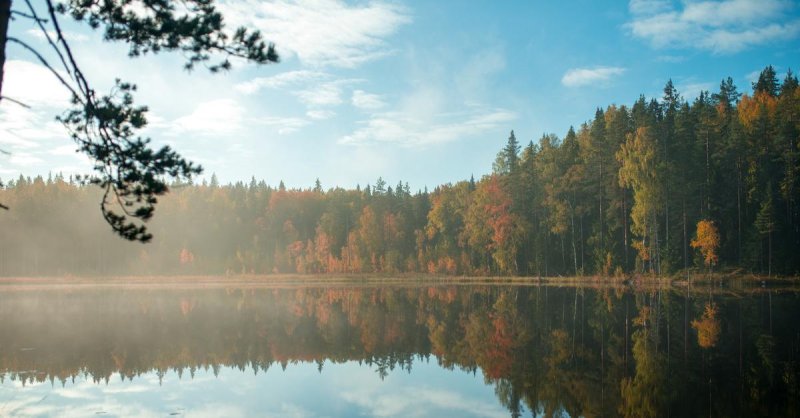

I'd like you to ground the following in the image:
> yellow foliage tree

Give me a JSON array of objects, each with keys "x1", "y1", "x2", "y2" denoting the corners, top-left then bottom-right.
[
  {"x1": 691, "y1": 220, "x2": 720, "y2": 268},
  {"x1": 691, "y1": 303, "x2": 720, "y2": 349}
]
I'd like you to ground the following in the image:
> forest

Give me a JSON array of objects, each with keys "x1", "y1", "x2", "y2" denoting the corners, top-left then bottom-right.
[{"x1": 0, "y1": 65, "x2": 798, "y2": 277}]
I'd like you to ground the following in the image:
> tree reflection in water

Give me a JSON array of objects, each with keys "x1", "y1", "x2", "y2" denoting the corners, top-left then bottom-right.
[{"x1": 0, "y1": 284, "x2": 798, "y2": 417}]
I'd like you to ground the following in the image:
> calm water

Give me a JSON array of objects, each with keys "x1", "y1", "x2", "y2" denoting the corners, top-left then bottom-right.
[{"x1": 0, "y1": 282, "x2": 798, "y2": 417}]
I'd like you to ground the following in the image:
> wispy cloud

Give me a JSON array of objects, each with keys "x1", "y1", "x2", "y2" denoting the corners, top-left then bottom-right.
[
  {"x1": 167, "y1": 99, "x2": 308, "y2": 136},
  {"x1": 340, "y1": 107, "x2": 516, "y2": 148},
  {"x1": 294, "y1": 79, "x2": 360, "y2": 107},
  {"x1": 351, "y1": 90, "x2": 386, "y2": 110},
  {"x1": 676, "y1": 81, "x2": 716, "y2": 99},
  {"x1": 0, "y1": 71, "x2": 69, "y2": 161},
  {"x1": 9, "y1": 152, "x2": 44, "y2": 167},
  {"x1": 2, "y1": 60, "x2": 71, "y2": 107},
  {"x1": 256, "y1": 116, "x2": 310, "y2": 134},
  {"x1": 341, "y1": 386, "x2": 507, "y2": 418},
  {"x1": 626, "y1": 0, "x2": 800, "y2": 53},
  {"x1": 26, "y1": 28, "x2": 89, "y2": 43},
  {"x1": 306, "y1": 109, "x2": 335, "y2": 120},
  {"x1": 0, "y1": 105, "x2": 63, "y2": 150},
  {"x1": 49, "y1": 144, "x2": 79, "y2": 156},
  {"x1": 234, "y1": 70, "x2": 328, "y2": 95},
  {"x1": 628, "y1": 0, "x2": 672, "y2": 15},
  {"x1": 561, "y1": 67, "x2": 626, "y2": 87},
  {"x1": 220, "y1": 0, "x2": 411, "y2": 68},
  {"x1": 169, "y1": 99, "x2": 245, "y2": 136}
]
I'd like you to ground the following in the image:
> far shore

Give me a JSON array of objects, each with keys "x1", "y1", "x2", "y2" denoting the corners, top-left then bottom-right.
[{"x1": 0, "y1": 272, "x2": 797, "y2": 293}]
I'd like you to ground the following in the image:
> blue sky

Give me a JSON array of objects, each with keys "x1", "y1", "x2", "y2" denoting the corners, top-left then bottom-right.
[{"x1": 1, "y1": 0, "x2": 799, "y2": 190}]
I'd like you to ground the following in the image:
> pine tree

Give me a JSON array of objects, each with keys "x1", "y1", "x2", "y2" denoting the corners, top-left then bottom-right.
[
  {"x1": 753, "y1": 65, "x2": 779, "y2": 97},
  {"x1": 755, "y1": 185, "x2": 776, "y2": 277}
]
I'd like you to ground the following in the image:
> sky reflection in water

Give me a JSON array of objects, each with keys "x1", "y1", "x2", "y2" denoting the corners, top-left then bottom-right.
[{"x1": 1, "y1": 360, "x2": 508, "y2": 418}]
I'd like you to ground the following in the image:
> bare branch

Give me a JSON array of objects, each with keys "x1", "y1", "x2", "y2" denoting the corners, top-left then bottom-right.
[
  {"x1": 6, "y1": 37, "x2": 81, "y2": 100},
  {"x1": 23, "y1": 0, "x2": 72, "y2": 81},
  {"x1": 10, "y1": 9, "x2": 48, "y2": 22}
]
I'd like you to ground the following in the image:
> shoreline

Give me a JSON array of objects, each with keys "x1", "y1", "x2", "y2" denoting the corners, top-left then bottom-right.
[{"x1": 0, "y1": 273, "x2": 796, "y2": 293}]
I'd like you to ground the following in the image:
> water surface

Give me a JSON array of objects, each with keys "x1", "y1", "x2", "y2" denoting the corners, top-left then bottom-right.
[{"x1": 1, "y1": 281, "x2": 798, "y2": 417}]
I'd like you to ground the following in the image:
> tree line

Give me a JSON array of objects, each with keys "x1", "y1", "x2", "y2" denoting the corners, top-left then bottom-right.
[{"x1": 0, "y1": 65, "x2": 797, "y2": 277}]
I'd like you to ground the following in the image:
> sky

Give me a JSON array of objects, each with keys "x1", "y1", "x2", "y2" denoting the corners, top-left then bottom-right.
[{"x1": 1, "y1": 0, "x2": 799, "y2": 190}]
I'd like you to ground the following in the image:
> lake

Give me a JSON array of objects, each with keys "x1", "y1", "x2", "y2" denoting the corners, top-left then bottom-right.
[{"x1": 0, "y1": 280, "x2": 798, "y2": 417}]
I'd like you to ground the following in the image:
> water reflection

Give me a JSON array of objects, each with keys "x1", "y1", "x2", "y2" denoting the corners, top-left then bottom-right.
[{"x1": 0, "y1": 284, "x2": 798, "y2": 417}]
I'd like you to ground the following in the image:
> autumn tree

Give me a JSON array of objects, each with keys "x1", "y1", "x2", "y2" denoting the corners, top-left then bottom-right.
[
  {"x1": 691, "y1": 219, "x2": 720, "y2": 271},
  {"x1": 618, "y1": 127, "x2": 661, "y2": 273},
  {"x1": 691, "y1": 302, "x2": 720, "y2": 349},
  {"x1": 465, "y1": 176, "x2": 526, "y2": 275},
  {"x1": 2, "y1": 65, "x2": 799, "y2": 277}
]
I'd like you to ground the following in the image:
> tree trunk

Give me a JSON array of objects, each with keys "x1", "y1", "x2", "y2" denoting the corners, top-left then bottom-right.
[
  {"x1": 0, "y1": 0, "x2": 11, "y2": 99},
  {"x1": 571, "y1": 205, "x2": 578, "y2": 275},
  {"x1": 684, "y1": 203, "x2": 688, "y2": 280},
  {"x1": 737, "y1": 161, "x2": 742, "y2": 263},
  {"x1": 768, "y1": 229, "x2": 772, "y2": 278},
  {"x1": 623, "y1": 190, "x2": 629, "y2": 269}
]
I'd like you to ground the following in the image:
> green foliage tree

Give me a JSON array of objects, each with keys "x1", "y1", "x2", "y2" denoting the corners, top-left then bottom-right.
[
  {"x1": 755, "y1": 185, "x2": 776, "y2": 277},
  {"x1": 753, "y1": 65, "x2": 779, "y2": 97},
  {"x1": 617, "y1": 127, "x2": 661, "y2": 273},
  {"x1": 493, "y1": 130, "x2": 520, "y2": 175}
]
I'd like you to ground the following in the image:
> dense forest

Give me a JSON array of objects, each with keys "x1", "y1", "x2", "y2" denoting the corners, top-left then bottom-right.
[
  {"x1": 1, "y1": 65, "x2": 798, "y2": 277},
  {"x1": 2, "y1": 285, "x2": 798, "y2": 417}
]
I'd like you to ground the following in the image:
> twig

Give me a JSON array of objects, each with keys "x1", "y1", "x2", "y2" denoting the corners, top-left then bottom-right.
[
  {"x1": 24, "y1": 0, "x2": 72, "y2": 81},
  {"x1": 10, "y1": 9, "x2": 47, "y2": 22},
  {"x1": 6, "y1": 37, "x2": 80, "y2": 100},
  {"x1": 0, "y1": 95, "x2": 31, "y2": 108}
]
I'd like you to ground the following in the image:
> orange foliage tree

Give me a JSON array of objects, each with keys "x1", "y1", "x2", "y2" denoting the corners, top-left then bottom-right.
[
  {"x1": 691, "y1": 220, "x2": 720, "y2": 269},
  {"x1": 691, "y1": 303, "x2": 720, "y2": 349}
]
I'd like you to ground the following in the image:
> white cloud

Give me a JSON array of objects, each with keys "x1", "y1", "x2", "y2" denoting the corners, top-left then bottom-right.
[
  {"x1": 455, "y1": 48, "x2": 506, "y2": 97},
  {"x1": 9, "y1": 152, "x2": 44, "y2": 166},
  {"x1": 340, "y1": 107, "x2": 516, "y2": 148},
  {"x1": 219, "y1": 0, "x2": 411, "y2": 68},
  {"x1": 234, "y1": 70, "x2": 328, "y2": 94},
  {"x1": 49, "y1": 144, "x2": 78, "y2": 156},
  {"x1": 0, "y1": 99, "x2": 66, "y2": 151},
  {"x1": 677, "y1": 81, "x2": 716, "y2": 99},
  {"x1": 628, "y1": 0, "x2": 672, "y2": 15},
  {"x1": 2, "y1": 60, "x2": 72, "y2": 107},
  {"x1": 627, "y1": 0, "x2": 800, "y2": 53},
  {"x1": 341, "y1": 386, "x2": 507, "y2": 418},
  {"x1": 561, "y1": 67, "x2": 626, "y2": 87},
  {"x1": 256, "y1": 116, "x2": 310, "y2": 134},
  {"x1": 306, "y1": 109, "x2": 335, "y2": 120},
  {"x1": 294, "y1": 79, "x2": 359, "y2": 107},
  {"x1": 26, "y1": 28, "x2": 90, "y2": 43},
  {"x1": 351, "y1": 90, "x2": 386, "y2": 110},
  {"x1": 169, "y1": 99, "x2": 244, "y2": 136},
  {"x1": 746, "y1": 69, "x2": 762, "y2": 83}
]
